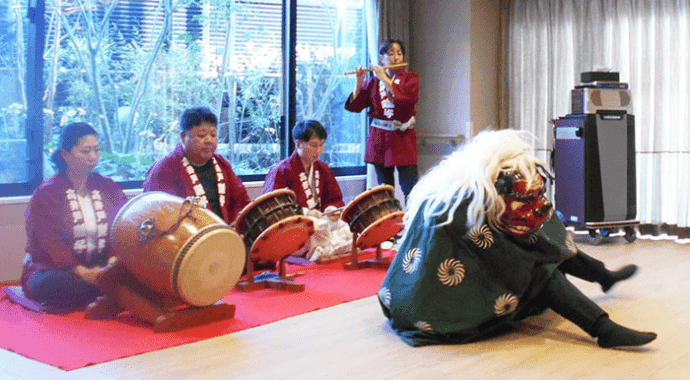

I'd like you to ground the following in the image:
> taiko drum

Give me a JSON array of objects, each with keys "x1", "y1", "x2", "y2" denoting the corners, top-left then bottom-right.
[
  {"x1": 234, "y1": 189, "x2": 314, "y2": 263},
  {"x1": 341, "y1": 184, "x2": 404, "y2": 249},
  {"x1": 110, "y1": 191, "x2": 245, "y2": 307}
]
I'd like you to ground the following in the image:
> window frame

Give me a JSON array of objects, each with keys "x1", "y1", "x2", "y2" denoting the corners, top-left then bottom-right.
[{"x1": 0, "y1": 0, "x2": 366, "y2": 197}]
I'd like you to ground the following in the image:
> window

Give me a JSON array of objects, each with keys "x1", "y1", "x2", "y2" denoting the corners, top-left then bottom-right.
[
  {"x1": 296, "y1": 0, "x2": 367, "y2": 169},
  {"x1": 0, "y1": 0, "x2": 369, "y2": 196},
  {"x1": 0, "y1": 1, "x2": 28, "y2": 187}
]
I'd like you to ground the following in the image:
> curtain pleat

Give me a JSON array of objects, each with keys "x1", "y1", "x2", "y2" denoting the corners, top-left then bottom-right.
[{"x1": 502, "y1": 0, "x2": 690, "y2": 232}]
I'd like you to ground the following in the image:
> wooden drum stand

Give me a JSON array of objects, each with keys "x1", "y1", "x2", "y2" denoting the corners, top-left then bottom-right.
[
  {"x1": 234, "y1": 190, "x2": 315, "y2": 292},
  {"x1": 97, "y1": 192, "x2": 246, "y2": 332}
]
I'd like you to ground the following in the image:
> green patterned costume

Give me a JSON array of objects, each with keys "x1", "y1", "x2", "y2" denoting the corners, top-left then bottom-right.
[{"x1": 379, "y1": 198, "x2": 576, "y2": 346}]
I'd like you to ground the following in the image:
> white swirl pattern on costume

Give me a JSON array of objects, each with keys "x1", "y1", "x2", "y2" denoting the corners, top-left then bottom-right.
[
  {"x1": 378, "y1": 287, "x2": 392, "y2": 308},
  {"x1": 494, "y1": 293, "x2": 519, "y2": 316},
  {"x1": 402, "y1": 247, "x2": 422, "y2": 274},
  {"x1": 437, "y1": 258, "x2": 466, "y2": 287},
  {"x1": 470, "y1": 224, "x2": 494, "y2": 249},
  {"x1": 414, "y1": 321, "x2": 434, "y2": 333}
]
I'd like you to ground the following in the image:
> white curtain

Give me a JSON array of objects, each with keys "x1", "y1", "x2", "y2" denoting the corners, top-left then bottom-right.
[
  {"x1": 364, "y1": 0, "x2": 380, "y2": 190},
  {"x1": 503, "y1": 0, "x2": 690, "y2": 232}
]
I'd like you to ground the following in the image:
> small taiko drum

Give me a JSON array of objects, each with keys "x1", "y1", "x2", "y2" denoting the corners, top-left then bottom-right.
[
  {"x1": 234, "y1": 189, "x2": 315, "y2": 263},
  {"x1": 110, "y1": 191, "x2": 245, "y2": 307},
  {"x1": 341, "y1": 185, "x2": 404, "y2": 249}
]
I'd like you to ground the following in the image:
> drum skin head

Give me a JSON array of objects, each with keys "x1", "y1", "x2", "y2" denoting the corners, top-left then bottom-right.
[
  {"x1": 355, "y1": 211, "x2": 404, "y2": 249},
  {"x1": 248, "y1": 215, "x2": 315, "y2": 263},
  {"x1": 235, "y1": 188, "x2": 297, "y2": 233},
  {"x1": 341, "y1": 184, "x2": 396, "y2": 223},
  {"x1": 175, "y1": 226, "x2": 246, "y2": 306}
]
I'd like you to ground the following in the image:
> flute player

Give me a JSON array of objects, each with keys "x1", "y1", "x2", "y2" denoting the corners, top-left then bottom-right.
[{"x1": 344, "y1": 39, "x2": 420, "y2": 201}]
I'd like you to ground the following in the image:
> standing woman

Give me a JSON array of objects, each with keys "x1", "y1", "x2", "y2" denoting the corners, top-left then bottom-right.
[
  {"x1": 345, "y1": 39, "x2": 420, "y2": 200},
  {"x1": 21, "y1": 122, "x2": 128, "y2": 311}
]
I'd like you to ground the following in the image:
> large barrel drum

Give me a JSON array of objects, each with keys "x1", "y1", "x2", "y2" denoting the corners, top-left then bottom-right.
[{"x1": 110, "y1": 191, "x2": 245, "y2": 307}]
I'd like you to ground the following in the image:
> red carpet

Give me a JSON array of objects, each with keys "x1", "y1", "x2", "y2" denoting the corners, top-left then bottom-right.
[{"x1": 0, "y1": 250, "x2": 394, "y2": 370}]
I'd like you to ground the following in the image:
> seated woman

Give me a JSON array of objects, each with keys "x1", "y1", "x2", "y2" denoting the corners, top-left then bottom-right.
[
  {"x1": 21, "y1": 122, "x2": 128, "y2": 311},
  {"x1": 379, "y1": 129, "x2": 655, "y2": 349}
]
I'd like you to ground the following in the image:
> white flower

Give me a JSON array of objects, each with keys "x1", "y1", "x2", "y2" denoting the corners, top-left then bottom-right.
[
  {"x1": 437, "y1": 258, "x2": 466, "y2": 287},
  {"x1": 494, "y1": 293, "x2": 519, "y2": 316},
  {"x1": 402, "y1": 247, "x2": 422, "y2": 274},
  {"x1": 470, "y1": 224, "x2": 494, "y2": 249},
  {"x1": 378, "y1": 287, "x2": 391, "y2": 308},
  {"x1": 414, "y1": 321, "x2": 434, "y2": 333}
]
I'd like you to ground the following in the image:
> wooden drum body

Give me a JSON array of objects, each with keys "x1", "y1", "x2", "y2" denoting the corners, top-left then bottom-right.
[
  {"x1": 234, "y1": 189, "x2": 314, "y2": 263},
  {"x1": 341, "y1": 185, "x2": 404, "y2": 249},
  {"x1": 110, "y1": 191, "x2": 245, "y2": 307}
]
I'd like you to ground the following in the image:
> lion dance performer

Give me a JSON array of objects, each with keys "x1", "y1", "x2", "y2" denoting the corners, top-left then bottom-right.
[{"x1": 378, "y1": 129, "x2": 656, "y2": 348}]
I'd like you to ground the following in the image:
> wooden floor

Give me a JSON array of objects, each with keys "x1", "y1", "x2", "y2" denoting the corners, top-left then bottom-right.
[{"x1": 2, "y1": 234, "x2": 689, "y2": 380}]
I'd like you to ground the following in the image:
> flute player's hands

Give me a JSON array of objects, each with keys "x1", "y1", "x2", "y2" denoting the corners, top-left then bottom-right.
[
  {"x1": 372, "y1": 65, "x2": 393, "y2": 92},
  {"x1": 352, "y1": 66, "x2": 366, "y2": 98}
]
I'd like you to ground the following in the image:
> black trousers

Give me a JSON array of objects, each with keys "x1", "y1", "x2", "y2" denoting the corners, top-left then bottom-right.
[
  {"x1": 537, "y1": 270, "x2": 607, "y2": 336},
  {"x1": 24, "y1": 268, "x2": 100, "y2": 308},
  {"x1": 373, "y1": 164, "x2": 418, "y2": 200}
]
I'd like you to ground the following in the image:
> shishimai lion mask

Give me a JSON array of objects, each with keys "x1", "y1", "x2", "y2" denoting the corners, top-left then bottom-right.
[{"x1": 404, "y1": 129, "x2": 554, "y2": 238}]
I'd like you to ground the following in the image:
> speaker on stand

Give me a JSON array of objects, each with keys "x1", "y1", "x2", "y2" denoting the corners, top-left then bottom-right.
[{"x1": 553, "y1": 72, "x2": 638, "y2": 245}]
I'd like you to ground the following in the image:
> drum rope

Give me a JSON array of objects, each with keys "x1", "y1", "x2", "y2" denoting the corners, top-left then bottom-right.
[{"x1": 150, "y1": 197, "x2": 197, "y2": 241}]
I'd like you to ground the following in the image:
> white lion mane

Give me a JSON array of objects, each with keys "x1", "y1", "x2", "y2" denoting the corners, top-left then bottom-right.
[{"x1": 404, "y1": 129, "x2": 550, "y2": 233}]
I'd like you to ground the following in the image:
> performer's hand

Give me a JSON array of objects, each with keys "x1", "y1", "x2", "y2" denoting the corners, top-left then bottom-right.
[
  {"x1": 355, "y1": 67, "x2": 366, "y2": 85},
  {"x1": 324, "y1": 206, "x2": 341, "y2": 222},
  {"x1": 73, "y1": 265, "x2": 102, "y2": 285},
  {"x1": 353, "y1": 67, "x2": 366, "y2": 98},
  {"x1": 371, "y1": 65, "x2": 386, "y2": 80},
  {"x1": 372, "y1": 65, "x2": 393, "y2": 95}
]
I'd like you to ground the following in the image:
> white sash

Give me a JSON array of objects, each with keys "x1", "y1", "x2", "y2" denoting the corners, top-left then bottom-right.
[
  {"x1": 181, "y1": 156, "x2": 227, "y2": 210},
  {"x1": 67, "y1": 189, "x2": 107, "y2": 262},
  {"x1": 299, "y1": 165, "x2": 321, "y2": 210}
]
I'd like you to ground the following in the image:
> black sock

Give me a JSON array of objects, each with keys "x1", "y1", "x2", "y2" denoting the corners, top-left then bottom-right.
[
  {"x1": 591, "y1": 315, "x2": 657, "y2": 348},
  {"x1": 600, "y1": 264, "x2": 638, "y2": 292}
]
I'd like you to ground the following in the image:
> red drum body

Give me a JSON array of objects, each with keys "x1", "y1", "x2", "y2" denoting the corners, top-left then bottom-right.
[
  {"x1": 111, "y1": 191, "x2": 245, "y2": 307},
  {"x1": 234, "y1": 189, "x2": 314, "y2": 263},
  {"x1": 341, "y1": 185, "x2": 404, "y2": 249}
]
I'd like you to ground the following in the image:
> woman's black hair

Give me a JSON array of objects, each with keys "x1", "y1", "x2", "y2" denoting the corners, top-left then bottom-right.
[
  {"x1": 180, "y1": 106, "x2": 218, "y2": 132},
  {"x1": 379, "y1": 39, "x2": 405, "y2": 57},
  {"x1": 50, "y1": 122, "x2": 99, "y2": 173},
  {"x1": 292, "y1": 120, "x2": 328, "y2": 142}
]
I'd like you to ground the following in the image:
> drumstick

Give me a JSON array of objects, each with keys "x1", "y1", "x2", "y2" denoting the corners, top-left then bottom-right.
[
  {"x1": 344, "y1": 63, "x2": 408, "y2": 75},
  {"x1": 322, "y1": 206, "x2": 345, "y2": 216}
]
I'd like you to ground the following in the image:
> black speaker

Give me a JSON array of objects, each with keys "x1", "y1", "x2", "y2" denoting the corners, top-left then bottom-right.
[{"x1": 554, "y1": 111, "x2": 636, "y2": 227}]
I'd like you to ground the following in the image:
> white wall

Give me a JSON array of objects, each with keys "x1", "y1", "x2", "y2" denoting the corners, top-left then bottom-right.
[
  {"x1": 411, "y1": 0, "x2": 472, "y2": 175},
  {"x1": 410, "y1": 0, "x2": 500, "y2": 175},
  {"x1": 0, "y1": 176, "x2": 366, "y2": 283}
]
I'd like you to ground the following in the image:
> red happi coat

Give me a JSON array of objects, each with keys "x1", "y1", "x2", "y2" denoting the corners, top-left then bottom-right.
[
  {"x1": 142, "y1": 144, "x2": 250, "y2": 225},
  {"x1": 263, "y1": 150, "x2": 345, "y2": 212},
  {"x1": 22, "y1": 173, "x2": 128, "y2": 290},
  {"x1": 345, "y1": 69, "x2": 419, "y2": 167}
]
